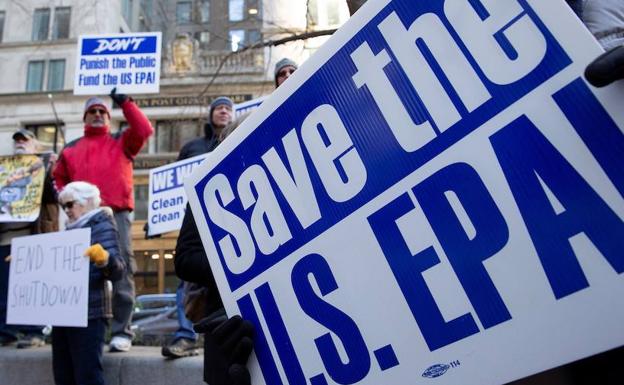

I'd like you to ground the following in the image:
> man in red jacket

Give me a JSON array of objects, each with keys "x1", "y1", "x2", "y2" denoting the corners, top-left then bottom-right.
[{"x1": 53, "y1": 88, "x2": 153, "y2": 352}]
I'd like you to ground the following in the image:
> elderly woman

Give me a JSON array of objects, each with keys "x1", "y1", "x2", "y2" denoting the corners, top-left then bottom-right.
[{"x1": 55, "y1": 181, "x2": 125, "y2": 385}]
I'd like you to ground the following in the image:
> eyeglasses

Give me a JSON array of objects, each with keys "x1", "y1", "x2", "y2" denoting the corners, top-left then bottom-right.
[
  {"x1": 61, "y1": 201, "x2": 76, "y2": 210},
  {"x1": 87, "y1": 108, "x2": 107, "y2": 115}
]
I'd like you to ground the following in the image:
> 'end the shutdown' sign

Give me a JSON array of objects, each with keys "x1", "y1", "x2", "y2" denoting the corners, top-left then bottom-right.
[
  {"x1": 74, "y1": 32, "x2": 161, "y2": 95},
  {"x1": 186, "y1": 0, "x2": 624, "y2": 384}
]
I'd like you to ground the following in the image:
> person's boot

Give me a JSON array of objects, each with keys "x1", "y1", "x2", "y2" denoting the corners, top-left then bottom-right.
[{"x1": 161, "y1": 338, "x2": 200, "y2": 358}]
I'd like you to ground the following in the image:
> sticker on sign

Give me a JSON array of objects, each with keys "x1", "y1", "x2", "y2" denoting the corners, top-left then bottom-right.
[
  {"x1": 185, "y1": 0, "x2": 624, "y2": 384},
  {"x1": 74, "y1": 32, "x2": 161, "y2": 95}
]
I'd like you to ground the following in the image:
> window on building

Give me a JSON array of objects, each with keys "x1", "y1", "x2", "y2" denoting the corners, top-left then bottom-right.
[
  {"x1": 229, "y1": 0, "x2": 244, "y2": 22},
  {"x1": 32, "y1": 8, "x2": 50, "y2": 41},
  {"x1": 134, "y1": 184, "x2": 148, "y2": 220},
  {"x1": 247, "y1": 0, "x2": 259, "y2": 17},
  {"x1": 26, "y1": 61, "x2": 45, "y2": 91},
  {"x1": 200, "y1": 0, "x2": 210, "y2": 23},
  {"x1": 247, "y1": 29, "x2": 261, "y2": 46},
  {"x1": 155, "y1": 119, "x2": 201, "y2": 153},
  {"x1": 196, "y1": 31, "x2": 210, "y2": 48},
  {"x1": 229, "y1": 29, "x2": 245, "y2": 51},
  {"x1": 308, "y1": 0, "x2": 341, "y2": 27},
  {"x1": 26, "y1": 59, "x2": 66, "y2": 92},
  {"x1": 52, "y1": 7, "x2": 71, "y2": 39},
  {"x1": 0, "y1": 11, "x2": 5, "y2": 42},
  {"x1": 176, "y1": 1, "x2": 192, "y2": 23},
  {"x1": 122, "y1": 0, "x2": 133, "y2": 25},
  {"x1": 47, "y1": 59, "x2": 65, "y2": 91},
  {"x1": 24, "y1": 123, "x2": 65, "y2": 151}
]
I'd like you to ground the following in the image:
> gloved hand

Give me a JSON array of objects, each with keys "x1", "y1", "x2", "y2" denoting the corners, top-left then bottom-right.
[
  {"x1": 194, "y1": 314, "x2": 255, "y2": 385},
  {"x1": 109, "y1": 87, "x2": 129, "y2": 107},
  {"x1": 84, "y1": 244, "x2": 109, "y2": 267},
  {"x1": 585, "y1": 45, "x2": 624, "y2": 87}
]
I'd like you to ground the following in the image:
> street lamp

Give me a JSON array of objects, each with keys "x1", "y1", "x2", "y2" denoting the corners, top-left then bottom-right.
[{"x1": 47, "y1": 93, "x2": 64, "y2": 153}]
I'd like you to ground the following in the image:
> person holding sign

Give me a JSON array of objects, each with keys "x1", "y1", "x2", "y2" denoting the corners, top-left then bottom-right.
[
  {"x1": 162, "y1": 96, "x2": 234, "y2": 359},
  {"x1": 53, "y1": 88, "x2": 153, "y2": 352},
  {"x1": 54, "y1": 181, "x2": 125, "y2": 385},
  {"x1": 0, "y1": 129, "x2": 58, "y2": 349}
]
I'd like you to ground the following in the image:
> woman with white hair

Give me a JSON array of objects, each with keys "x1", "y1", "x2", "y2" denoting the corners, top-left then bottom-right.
[{"x1": 54, "y1": 181, "x2": 125, "y2": 385}]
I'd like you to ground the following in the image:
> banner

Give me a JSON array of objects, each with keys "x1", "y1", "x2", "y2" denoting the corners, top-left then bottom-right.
[
  {"x1": 0, "y1": 155, "x2": 45, "y2": 222},
  {"x1": 148, "y1": 154, "x2": 207, "y2": 236},
  {"x1": 185, "y1": 1, "x2": 624, "y2": 384},
  {"x1": 7, "y1": 229, "x2": 91, "y2": 327},
  {"x1": 74, "y1": 32, "x2": 162, "y2": 95}
]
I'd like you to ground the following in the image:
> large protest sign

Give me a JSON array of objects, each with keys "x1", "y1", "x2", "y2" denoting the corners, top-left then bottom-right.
[
  {"x1": 185, "y1": 0, "x2": 624, "y2": 384},
  {"x1": 74, "y1": 32, "x2": 161, "y2": 95},
  {"x1": 7, "y1": 229, "x2": 91, "y2": 327},
  {"x1": 148, "y1": 154, "x2": 207, "y2": 236},
  {"x1": 0, "y1": 155, "x2": 45, "y2": 222}
]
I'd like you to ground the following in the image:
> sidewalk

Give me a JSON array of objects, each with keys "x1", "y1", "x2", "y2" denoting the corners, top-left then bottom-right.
[{"x1": 0, "y1": 344, "x2": 205, "y2": 385}]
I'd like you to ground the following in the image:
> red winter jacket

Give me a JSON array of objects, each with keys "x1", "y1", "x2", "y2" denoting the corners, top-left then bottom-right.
[{"x1": 53, "y1": 100, "x2": 153, "y2": 212}]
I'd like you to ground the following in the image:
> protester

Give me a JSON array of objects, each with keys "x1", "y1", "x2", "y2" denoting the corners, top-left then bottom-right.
[
  {"x1": 274, "y1": 57, "x2": 298, "y2": 88},
  {"x1": 53, "y1": 88, "x2": 153, "y2": 352},
  {"x1": 162, "y1": 96, "x2": 234, "y2": 359},
  {"x1": 0, "y1": 129, "x2": 58, "y2": 349},
  {"x1": 174, "y1": 114, "x2": 255, "y2": 384},
  {"x1": 54, "y1": 181, "x2": 125, "y2": 385},
  {"x1": 177, "y1": 96, "x2": 234, "y2": 159}
]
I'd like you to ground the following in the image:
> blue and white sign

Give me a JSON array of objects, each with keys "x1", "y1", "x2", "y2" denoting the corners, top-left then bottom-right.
[
  {"x1": 74, "y1": 32, "x2": 162, "y2": 95},
  {"x1": 235, "y1": 96, "x2": 267, "y2": 118},
  {"x1": 186, "y1": 1, "x2": 624, "y2": 384},
  {"x1": 148, "y1": 154, "x2": 207, "y2": 236}
]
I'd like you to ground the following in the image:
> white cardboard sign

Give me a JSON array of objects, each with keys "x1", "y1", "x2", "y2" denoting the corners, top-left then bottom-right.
[
  {"x1": 148, "y1": 154, "x2": 208, "y2": 236},
  {"x1": 186, "y1": 0, "x2": 624, "y2": 384},
  {"x1": 7, "y1": 229, "x2": 91, "y2": 327},
  {"x1": 74, "y1": 32, "x2": 161, "y2": 95}
]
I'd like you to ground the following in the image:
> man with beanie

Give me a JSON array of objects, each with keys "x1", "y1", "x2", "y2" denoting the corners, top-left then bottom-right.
[
  {"x1": 178, "y1": 96, "x2": 234, "y2": 159},
  {"x1": 274, "y1": 57, "x2": 298, "y2": 88},
  {"x1": 0, "y1": 129, "x2": 58, "y2": 349},
  {"x1": 53, "y1": 88, "x2": 153, "y2": 352},
  {"x1": 162, "y1": 96, "x2": 233, "y2": 359}
]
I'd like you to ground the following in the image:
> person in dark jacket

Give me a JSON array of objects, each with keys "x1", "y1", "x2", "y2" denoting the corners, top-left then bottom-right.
[
  {"x1": 175, "y1": 114, "x2": 255, "y2": 385},
  {"x1": 162, "y1": 96, "x2": 234, "y2": 359},
  {"x1": 178, "y1": 96, "x2": 234, "y2": 160},
  {"x1": 53, "y1": 88, "x2": 153, "y2": 352},
  {"x1": 55, "y1": 181, "x2": 125, "y2": 385}
]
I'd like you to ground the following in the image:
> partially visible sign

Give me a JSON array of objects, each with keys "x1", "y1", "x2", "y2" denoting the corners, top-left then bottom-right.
[
  {"x1": 0, "y1": 155, "x2": 45, "y2": 222},
  {"x1": 74, "y1": 32, "x2": 162, "y2": 95},
  {"x1": 185, "y1": 0, "x2": 624, "y2": 384},
  {"x1": 235, "y1": 96, "x2": 267, "y2": 117},
  {"x1": 7, "y1": 229, "x2": 91, "y2": 327},
  {"x1": 148, "y1": 154, "x2": 207, "y2": 236}
]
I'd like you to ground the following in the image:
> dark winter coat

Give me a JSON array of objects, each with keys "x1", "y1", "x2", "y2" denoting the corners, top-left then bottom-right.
[
  {"x1": 177, "y1": 123, "x2": 219, "y2": 161},
  {"x1": 74, "y1": 209, "x2": 126, "y2": 319},
  {"x1": 174, "y1": 207, "x2": 223, "y2": 317}
]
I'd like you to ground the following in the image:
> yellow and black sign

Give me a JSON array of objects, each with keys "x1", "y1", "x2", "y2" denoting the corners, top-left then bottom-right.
[{"x1": 0, "y1": 155, "x2": 45, "y2": 222}]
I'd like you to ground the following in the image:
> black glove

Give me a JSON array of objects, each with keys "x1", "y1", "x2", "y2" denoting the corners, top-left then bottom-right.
[
  {"x1": 195, "y1": 314, "x2": 255, "y2": 385},
  {"x1": 585, "y1": 45, "x2": 624, "y2": 87},
  {"x1": 109, "y1": 87, "x2": 129, "y2": 107}
]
